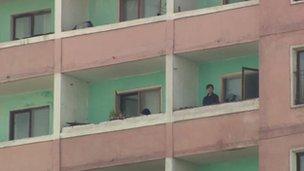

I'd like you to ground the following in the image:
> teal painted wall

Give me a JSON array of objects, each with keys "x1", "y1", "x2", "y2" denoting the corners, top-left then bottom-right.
[
  {"x1": 0, "y1": 0, "x2": 54, "y2": 43},
  {"x1": 197, "y1": 0, "x2": 222, "y2": 8},
  {"x1": 198, "y1": 55, "x2": 259, "y2": 105},
  {"x1": 87, "y1": 0, "x2": 166, "y2": 27},
  {"x1": 0, "y1": 90, "x2": 53, "y2": 142},
  {"x1": 88, "y1": 71, "x2": 166, "y2": 123},
  {"x1": 88, "y1": 0, "x2": 118, "y2": 26},
  {"x1": 198, "y1": 156, "x2": 258, "y2": 171},
  {"x1": 197, "y1": 0, "x2": 247, "y2": 9}
]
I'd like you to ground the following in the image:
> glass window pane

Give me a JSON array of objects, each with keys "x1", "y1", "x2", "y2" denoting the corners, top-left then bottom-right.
[
  {"x1": 123, "y1": 0, "x2": 139, "y2": 21},
  {"x1": 226, "y1": 0, "x2": 247, "y2": 4},
  {"x1": 144, "y1": 0, "x2": 161, "y2": 17},
  {"x1": 14, "y1": 112, "x2": 30, "y2": 140},
  {"x1": 15, "y1": 16, "x2": 31, "y2": 39},
  {"x1": 298, "y1": 52, "x2": 304, "y2": 104},
  {"x1": 298, "y1": 153, "x2": 304, "y2": 171},
  {"x1": 224, "y1": 77, "x2": 241, "y2": 102},
  {"x1": 32, "y1": 107, "x2": 50, "y2": 137},
  {"x1": 120, "y1": 93, "x2": 139, "y2": 117},
  {"x1": 243, "y1": 69, "x2": 259, "y2": 100},
  {"x1": 140, "y1": 89, "x2": 160, "y2": 114},
  {"x1": 34, "y1": 13, "x2": 51, "y2": 36}
]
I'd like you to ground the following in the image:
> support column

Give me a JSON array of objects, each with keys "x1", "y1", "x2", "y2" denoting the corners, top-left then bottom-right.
[
  {"x1": 166, "y1": 0, "x2": 175, "y2": 17},
  {"x1": 166, "y1": 158, "x2": 199, "y2": 171},
  {"x1": 54, "y1": 0, "x2": 62, "y2": 36},
  {"x1": 166, "y1": 54, "x2": 174, "y2": 158}
]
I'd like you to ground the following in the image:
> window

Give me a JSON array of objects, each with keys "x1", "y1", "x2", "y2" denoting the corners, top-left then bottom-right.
[
  {"x1": 223, "y1": 0, "x2": 249, "y2": 5},
  {"x1": 222, "y1": 67, "x2": 259, "y2": 102},
  {"x1": 296, "y1": 51, "x2": 304, "y2": 105},
  {"x1": 12, "y1": 10, "x2": 52, "y2": 40},
  {"x1": 10, "y1": 106, "x2": 50, "y2": 140},
  {"x1": 297, "y1": 152, "x2": 304, "y2": 171},
  {"x1": 116, "y1": 88, "x2": 161, "y2": 117},
  {"x1": 223, "y1": 75, "x2": 242, "y2": 102},
  {"x1": 119, "y1": 0, "x2": 163, "y2": 21}
]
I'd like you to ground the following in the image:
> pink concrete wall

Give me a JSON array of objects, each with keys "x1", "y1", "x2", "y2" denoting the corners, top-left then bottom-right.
[
  {"x1": 259, "y1": 29, "x2": 304, "y2": 138},
  {"x1": 174, "y1": 5, "x2": 259, "y2": 54},
  {"x1": 0, "y1": 140, "x2": 58, "y2": 171},
  {"x1": 260, "y1": 132, "x2": 304, "y2": 171},
  {"x1": 61, "y1": 22, "x2": 168, "y2": 72},
  {"x1": 4, "y1": 1, "x2": 304, "y2": 169},
  {"x1": 60, "y1": 125, "x2": 167, "y2": 171},
  {"x1": 260, "y1": 0, "x2": 304, "y2": 36},
  {"x1": 0, "y1": 41, "x2": 55, "y2": 82},
  {"x1": 173, "y1": 111, "x2": 259, "y2": 157}
]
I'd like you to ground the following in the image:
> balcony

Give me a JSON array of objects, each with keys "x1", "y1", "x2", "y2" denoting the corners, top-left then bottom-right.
[
  {"x1": 60, "y1": 57, "x2": 166, "y2": 136},
  {"x1": 173, "y1": 42, "x2": 259, "y2": 120},
  {"x1": 62, "y1": 0, "x2": 167, "y2": 32},
  {"x1": 0, "y1": 0, "x2": 55, "y2": 44},
  {"x1": 0, "y1": 75, "x2": 54, "y2": 146}
]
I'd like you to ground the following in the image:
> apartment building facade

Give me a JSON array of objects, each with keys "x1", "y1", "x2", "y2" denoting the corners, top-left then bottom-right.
[{"x1": 0, "y1": 0, "x2": 303, "y2": 170}]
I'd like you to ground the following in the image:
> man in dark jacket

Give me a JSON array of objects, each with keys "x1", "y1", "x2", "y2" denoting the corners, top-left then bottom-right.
[{"x1": 203, "y1": 84, "x2": 220, "y2": 106}]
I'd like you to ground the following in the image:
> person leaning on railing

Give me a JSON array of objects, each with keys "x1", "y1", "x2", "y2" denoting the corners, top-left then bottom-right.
[{"x1": 202, "y1": 84, "x2": 220, "y2": 106}]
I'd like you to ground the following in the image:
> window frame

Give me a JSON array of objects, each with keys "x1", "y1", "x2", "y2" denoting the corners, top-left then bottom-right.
[
  {"x1": 9, "y1": 106, "x2": 50, "y2": 140},
  {"x1": 116, "y1": 87, "x2": 162, "y2": 116},
  {"x1": 221, "y1": 73, "x2": 242, "y2": 102},
  {"x1": 119, "y1": 0, "x2": 164, "y2": 21},
  {"x1": 291, "y1": 149, "x2": 304, "y2": 171},
  {"x1": 12, "y1": 9, "x2": 51, "y2": 40},
  {"x1": 221, "y1": 67, "x2": 259, "y2": 102},
  {"x1": 295, "y1": 50, "x2": 304, "y2": 105},
  {"x1": 242, "y1": 67, "x2": 259, "y2": 100},
  {"x1": 297, "y1": 152, "x2": 302, "y2": 171},
  {"x1": 223, "y1": 0, "x2": 249, "y2": 5},
  {"x1": 119, "y1": 0, "x2": 144, "y2": 22}
]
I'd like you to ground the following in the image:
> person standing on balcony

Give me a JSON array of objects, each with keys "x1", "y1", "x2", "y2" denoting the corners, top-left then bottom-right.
[{"x1": 203, "y1": 84, "x2": 220, "y2": 106}]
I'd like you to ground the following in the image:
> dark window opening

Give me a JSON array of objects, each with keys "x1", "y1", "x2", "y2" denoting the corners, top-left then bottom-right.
[
  {"x1": 12, "y1": 9, "x2": 52, "y2": 40},
  {"x1": 119, "y1": 0, "x2": 163, "y2": 22},
  {"x1": 223, "y1": 67, "x2": 259, "y2": 103},
  {"x1": 116, "y1": 88, "x2": 161, "y2": 118},
  {"x1": 223, "y1": 0, "x2": 249, "y2": 5},
  {"x1": 296, "y1": 51, "x2": 304, "y2": 105},
  {"x1": 297, "y1": 152, "x2": 304, "y2": 171},
  {"x1": 10, "y1": 106, "x2": 50, "y2": 140}
]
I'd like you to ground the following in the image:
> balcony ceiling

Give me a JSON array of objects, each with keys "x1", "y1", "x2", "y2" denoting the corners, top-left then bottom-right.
[
  {"x1": 177, "y1": 41, "x2": 258, "y2": 62},
  {"x1": 66, "y1": 56, "x2": 165, "y2": 83},
  {"x1": 178, "y1": 146, "x2": 258, "y2": 165},
  {"x1": 0, "y1": 76, "x2": 53, "y2": 95},
  {"x1": 89, "y1": 160, "x2": 165, "y2": 171}
]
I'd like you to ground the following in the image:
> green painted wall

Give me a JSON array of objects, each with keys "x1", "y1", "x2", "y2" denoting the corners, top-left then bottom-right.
[
  {"x1": 0, "y1": 90, "x2": 53, "y2": 142},
  {"x1": 88, "y1": 0, "x2": 118, "y2": 26},
  {"x1": 88, "y1": 71, "x2": 166, "y2": 123},
  {"x1": 198, "y1": 55, "x2": 259, "y2": 105},
  {"x1": 197, "y1": 0, "x2": 247, "y2": 9},
  {"x1": 0, "y1": 0, "x2": 54, "y2": 43},
  {"x1": 87, "y1": 0, "x2": 166, "y2": 27},
  {"x1": 198, "y1": 156, "x2": 258, "y2": 171},
  {"x1": 197, "y1": 0, "x2": 222, "y2": 8}
]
